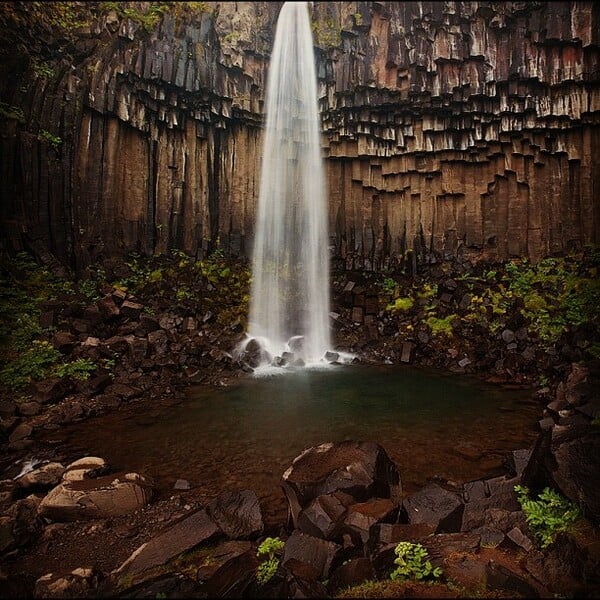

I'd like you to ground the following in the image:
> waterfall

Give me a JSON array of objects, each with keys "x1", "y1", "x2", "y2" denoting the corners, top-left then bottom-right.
[{"x1": 241, "y1": 1, "x2": 332, "y2": 368}]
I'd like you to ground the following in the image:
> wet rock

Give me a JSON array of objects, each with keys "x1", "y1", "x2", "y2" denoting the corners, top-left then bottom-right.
[
  {"x1": 505, "y1": 448, "x2": 533, "y2": 477},
  {"x1": 282, "y1": 530, "x2": 341, "y2": 580},
  {"x1": 196, "y1": 540, "x2": 257, "y2": 597},
  {"x1": 297, "y1": 492, "x2": 351, "y2": 540},
  {"x1": 281, "y1": 441, "x2": 402, "y2": 528},
  {"x1": 324, "y1": 351, "x2": 339, "y2": 362},
  {"x1": 115, "y1": 508, "x2": 220, "y2": 578},
  {"x1": 460, "y1": 475, "x2": 521, "y2": 532},
  {"x1": 207, "y1": 489, "x2": 263, "y2": 539},
  {"x1": 342, "y1": 498, "x2": 398, "y2": 545},
  {"x1": 16, "y1": 462, "x2": 65, "y2": 492},
  {"x1": 39, "y1": 472, "x2": 154, "y2": 522},
  {"x1": 403, "y1": 482, "x2": 464, "y2": 533},
  {"x1": 287, "y1": 336, "x2": 304, "y2": 354}
]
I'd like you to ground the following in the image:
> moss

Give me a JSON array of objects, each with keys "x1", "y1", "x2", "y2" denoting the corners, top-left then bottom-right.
[{"x1": 425, "y1": 314, "x2": 456, "y2": 338}]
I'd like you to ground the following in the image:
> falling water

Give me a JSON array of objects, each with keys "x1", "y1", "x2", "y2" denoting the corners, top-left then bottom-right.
[{"x1": 242, "y1": 2, "x2": 332, "y2": 367}]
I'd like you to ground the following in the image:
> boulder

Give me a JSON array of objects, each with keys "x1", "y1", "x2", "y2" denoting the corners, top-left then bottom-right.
[
  {"x1": 403, "y1": 482, "x2": 464, "y2": 533},
  {"x1": 38, "y1": 472, "x2": 154, "y2": 522},
  {"x1": 297, "y1": 491, "x2": 353, "y2": 540},
  {"x1": 206, "y1": 489, "x2": 264, "y2": 539},
  {"x1": 16, "y1": 462, "x2": 65, "y2": 492},
  {"x1": 460, "y1": 475, "x2": 521, "y2": 532},
  {"x1": 196, "y1": 540, "x2": 257, "y2": 597},
  {"x1": 282, "y1": 530, "x2": 342, "y2": 580},
  {"x1": 114, "y1": 508, "x2": 220, "y2": 578},
  {"x1": 342, "y1": 498, "x2": 398, "y2": 545},
  {"x1": 524, "y1": 428, "x2": 600, "y2": 524},
  {"x1": 282, "y1": 441, "x2": 402, "y2": 528}
]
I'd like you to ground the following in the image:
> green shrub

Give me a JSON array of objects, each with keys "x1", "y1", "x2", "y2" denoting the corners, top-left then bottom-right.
[
  {"x1": 389, "y1": 541, "x2": 442, "y2": 581},
  {"x1": 514, "y1": 485, "x2": 581, "y2": 548},
  {"x1": 54, "y1": 358, "x2": 97, "y2": 380},
  {"x1": 0, "y1": 340, "x2": 62, "y2": 390}
]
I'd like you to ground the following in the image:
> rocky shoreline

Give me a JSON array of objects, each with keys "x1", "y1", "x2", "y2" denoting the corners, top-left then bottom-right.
[{"x1": 1, "y1": 251, "x2": 599, "y2": 597}]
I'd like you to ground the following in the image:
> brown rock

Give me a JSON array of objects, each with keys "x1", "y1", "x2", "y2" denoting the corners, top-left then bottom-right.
[
  {"x1": 115, "y1": 508, "x2": 220, "y2": 577},
  {"x1": 282, "y1": 441, "x2": 402, "y2": 528},
  {"x1": 38, "y1": 472, "x2": 154, "y2": 522}
]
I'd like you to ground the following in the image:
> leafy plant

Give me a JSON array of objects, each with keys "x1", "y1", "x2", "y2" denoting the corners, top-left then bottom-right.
[
  {"x1": 389, "y1": 541, "x2": 442, "y2": 581},
  {"x1": 256, "y1": 536, "x2": 285, "y2": 586},
  {"x1": 38, "y1": 129, "x2": 62, "y2": 148},
  {"x1": 514, "y1": 485, "x2": 581, "y2": 548},
  {"x1": 0, "y1": 340, "x2": 62, "y2": 390},
  {"x1": 382, "y1": 277, "x2": 397, "y2": 294},
  {"x1": 54, "y1": 358, "x2": 97, "y2": 380}
]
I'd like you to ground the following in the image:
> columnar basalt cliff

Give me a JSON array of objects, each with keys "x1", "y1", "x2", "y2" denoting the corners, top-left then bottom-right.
[{"x1": 0, "y1": 1, "x2": 599, "y2": 271}]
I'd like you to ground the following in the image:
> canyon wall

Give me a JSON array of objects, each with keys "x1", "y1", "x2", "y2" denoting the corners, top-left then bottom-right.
[{"x1": 0, "y1": 1, "x2": 599, "y2": 270}]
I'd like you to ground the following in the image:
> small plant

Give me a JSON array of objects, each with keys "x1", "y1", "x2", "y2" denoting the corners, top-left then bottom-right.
[
  {"x1": 382, "y1": 277, "x2": 397, "y2": 295},
  {"x1": 514, "y1": 485, "x2": 581, "y2": 548},
  {"x1": 54, "y1": 358, "x2": 97, "y2": 381},
  {"x1": 256, "y1": 536, "x2": 285, "y2": 586},
  {"x1": 38, "y1": 129, "x2": 62, "y2": 148},
  {"x1": 389, "y1": 541, "x2": 442, "y2": 581},
  {"x1": 425, "y1": 314, "x2": 455, "y2": 338},
  {"x1": 386, "y1": 296, "x2": 414, "y2": 313},
  {"x1": 0, "y1": 340, "x2": 62, "y2": 390}
]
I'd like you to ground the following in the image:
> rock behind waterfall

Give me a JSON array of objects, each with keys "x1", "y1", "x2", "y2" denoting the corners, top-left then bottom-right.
[{"x1": 281, "y1": 441, "x2": 402, "y2": 528}]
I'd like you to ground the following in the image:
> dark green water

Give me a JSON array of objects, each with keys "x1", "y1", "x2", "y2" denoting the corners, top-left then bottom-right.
[{"x1": 52, "y1": 364, "x2": 540, "y2": 524}]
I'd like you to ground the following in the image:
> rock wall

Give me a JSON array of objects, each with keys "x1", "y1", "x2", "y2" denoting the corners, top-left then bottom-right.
[{"x1": 0, "y1": 1, "x2": 599, "y2": 270}]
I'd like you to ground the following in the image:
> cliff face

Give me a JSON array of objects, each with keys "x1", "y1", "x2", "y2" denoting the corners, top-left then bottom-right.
[{"x1": 0, "y1": 1, "x2": 599, "y2": 270}]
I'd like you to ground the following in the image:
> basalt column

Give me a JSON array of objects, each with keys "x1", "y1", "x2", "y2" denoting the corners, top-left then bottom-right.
[{"x1": 0, "y1": 2, "x2": 598, "y2": 270}]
